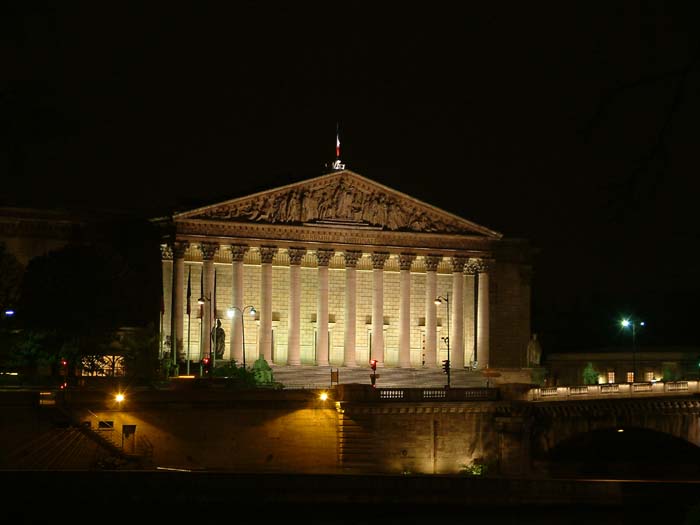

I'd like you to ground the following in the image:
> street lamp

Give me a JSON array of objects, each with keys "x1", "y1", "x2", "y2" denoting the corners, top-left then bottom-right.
[
  {"x1": 621, "y1": 318, "x2": 645, "y2": 382},
  {"x1": 226, "y1": 305, "x2": 257, "y2": 368},
  {"x1": 435, "y1": 294, "x2": 450, "y2": 388}
]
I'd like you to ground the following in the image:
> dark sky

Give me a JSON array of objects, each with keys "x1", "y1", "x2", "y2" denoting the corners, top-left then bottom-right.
[{"x1": 2, "y1": 2, "x2": 699, "y2": 352}]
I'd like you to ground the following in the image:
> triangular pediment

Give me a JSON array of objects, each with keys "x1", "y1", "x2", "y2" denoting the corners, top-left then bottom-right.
[{"x1": 174, "y1": 170, "x2": 501, "y2": 238}]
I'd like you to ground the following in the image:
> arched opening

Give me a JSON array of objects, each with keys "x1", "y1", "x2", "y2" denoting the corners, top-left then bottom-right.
[{"x1": 546, "y1": 427, "x2": 700, "y2": 479}]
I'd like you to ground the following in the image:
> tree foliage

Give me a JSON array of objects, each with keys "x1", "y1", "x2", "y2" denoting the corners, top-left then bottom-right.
[
  {"x1": 582, "y1": 362, "x2": 599, "y2": 385},
  {"x1": 0, "y1": 242, "x2": 23, "y2": 310},
  {"x1": 118, "y1": 324, "x2": 160, "y2": 384}
]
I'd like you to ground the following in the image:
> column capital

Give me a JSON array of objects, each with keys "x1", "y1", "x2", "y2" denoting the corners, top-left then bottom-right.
[
  {"x1": 343, "y1": 250, "x2": 363, "y2": 268},
  {"x1": 259, "y1": 246, "x2": 278, "y2": 264},
  {"x1": 424, "y1": 254, "x2": 442, "y2": 272},
  {"x1": 316, "y1": 248, "x2": 335, "y2": 267},
  {"x1": 230, "y1": 244, "x2": 249, "y2": 262},
  {"x1": 398, "y1": 253, "x2": 416, "y2": 271},
  {"x1": 171, "y1": 241, "x2": 189, "y2": 259},
  {"x1": 160, "y1": 244, "x2": 173, "y2": 260},
  {"x1": 467, "y1": 257, "x2": 491, "y2": 273},
  {"x1": 287, "y1": 247, "x2": 307, "y2": 265},
  {"x1": 451, "y1": 255, "x2": 467, "y2": 273},
  {"x1": 200, "y1": 242, "x2": 218, "y2": 261},
  {"x1": 371, "y1": 252, "x2": 390, "y2": 269}
]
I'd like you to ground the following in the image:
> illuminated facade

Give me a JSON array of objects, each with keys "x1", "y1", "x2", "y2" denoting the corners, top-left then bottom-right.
[{"x1": 158, "y1": 170, "x2": 532, "y2": 371}]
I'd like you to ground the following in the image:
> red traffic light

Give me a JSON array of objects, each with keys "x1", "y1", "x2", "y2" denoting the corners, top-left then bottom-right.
[
  {"x1": 370, "y1": 359, "x2": 377, "y2": 371},
  {"x1": 203, "y1": 357, "x2": 210, "y2": 365},
  {"x1": 61, "y1": 359, "x2": 68, "y2": 367}
]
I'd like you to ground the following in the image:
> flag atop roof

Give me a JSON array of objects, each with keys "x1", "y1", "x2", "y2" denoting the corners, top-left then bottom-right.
[
  {"x1": 332, "y1": 122, "x2": 345, "y2": 170},
  {"x1": 336, "y1": 122, "x2": 340, "y2": 158}
]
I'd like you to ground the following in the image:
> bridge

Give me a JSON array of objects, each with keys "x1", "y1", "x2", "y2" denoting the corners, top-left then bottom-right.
[{"x1": 2, "y1": 378, "x2": 700, "y2": 479}]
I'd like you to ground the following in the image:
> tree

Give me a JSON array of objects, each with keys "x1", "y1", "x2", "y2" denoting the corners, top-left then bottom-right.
[
  {"x1": 582, "y1": 362, "x2": 599, "y2": 385},
  {"x1": 0, "y1": 242, "x2": 23, "y2": 311},
  {"x1": 14, "y1": 215, "x2": 162, "y2": 375},
  {"x1": 118, "y1": 324, "x2": 160, "y2": 385}
]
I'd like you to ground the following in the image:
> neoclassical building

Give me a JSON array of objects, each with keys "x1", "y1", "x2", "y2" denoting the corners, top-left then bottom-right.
[{"x1": 158, "y1": 170, "x2": 532, "y2": 371}]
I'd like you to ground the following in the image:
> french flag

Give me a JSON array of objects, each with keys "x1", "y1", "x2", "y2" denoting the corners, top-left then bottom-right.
[{"x1": 336, "y1": 124, "x2": 340, "y2": 158}]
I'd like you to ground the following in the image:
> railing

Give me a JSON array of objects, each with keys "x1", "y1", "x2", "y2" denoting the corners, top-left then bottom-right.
[
  {"x1": 336, "y1": 384, "x2": 499, "y2": 402},
  {"x1": 529, "y1": 380, "x2": 700, "y2": 401}
]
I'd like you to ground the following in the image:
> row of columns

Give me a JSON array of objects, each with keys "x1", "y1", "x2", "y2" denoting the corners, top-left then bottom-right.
[{"x1": 163, "y1": 242, "x2": 491, "y2": 369}]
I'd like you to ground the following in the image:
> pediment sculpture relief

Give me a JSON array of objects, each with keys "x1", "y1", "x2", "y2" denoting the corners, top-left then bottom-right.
[{"x1": 198, "y1": 176, "x2": 465, "y2": 233}]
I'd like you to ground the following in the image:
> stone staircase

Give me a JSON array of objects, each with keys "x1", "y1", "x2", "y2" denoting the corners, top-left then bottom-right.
[{"x1": 269, "y1": 364, "x2": 489, "y2": 390}]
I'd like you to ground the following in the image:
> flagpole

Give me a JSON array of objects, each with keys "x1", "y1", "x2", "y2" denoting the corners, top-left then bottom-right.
[
  {"x1": 159, "y1": 310, "x2": 163, "y2": 360},
  {"x1": 186, "y1": 266, "x2": 192, "y2": 375},
  {"x1": 212, "y1": 269, "x2": 217, "y2": 371}
]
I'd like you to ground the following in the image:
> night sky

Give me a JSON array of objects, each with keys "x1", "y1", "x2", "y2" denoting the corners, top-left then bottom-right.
[{"x1": 2, "y1": 2, "x2": 699, "y2": 353}]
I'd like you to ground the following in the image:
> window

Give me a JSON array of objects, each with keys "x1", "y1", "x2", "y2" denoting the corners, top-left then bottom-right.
[
  {"x1": 645, "y1": 371, "x2": 654, "y2": 382},
  {"x1": 626, "y1": 372, "x2": 634, "y2": 383},
  {"x1": 607, "y1": 371, "x2": 615, "y2": 384}
]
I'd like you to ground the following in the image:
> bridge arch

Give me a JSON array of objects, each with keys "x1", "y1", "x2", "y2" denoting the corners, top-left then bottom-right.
[
  {"x1": 530, "y1": 398, "x2": 700, "y2": 473},
  {"x1": 541, "y1": 426, "x2": 700, "y2": 478}
]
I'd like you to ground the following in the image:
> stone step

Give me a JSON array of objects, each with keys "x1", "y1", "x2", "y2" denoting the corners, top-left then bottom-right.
[{"x1": 269, "y1": 364, "x2": 489, "y2": 389}]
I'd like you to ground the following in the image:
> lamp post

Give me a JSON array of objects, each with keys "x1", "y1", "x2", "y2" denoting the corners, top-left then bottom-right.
[
  {"x1": 435, "y1": 293, "x2": 450, "y2": 388},
  {"x1": 227, "y1": 305, "x2": 257, "y2": 368},
  {"x1": 621, "y1": 318, "x2": 645, "y2": 382}
]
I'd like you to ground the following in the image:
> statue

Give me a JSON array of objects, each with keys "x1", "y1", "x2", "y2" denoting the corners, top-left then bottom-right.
[
  {"x1": 252, "y1": 356, "x2": 274, "y2": 385},
  {"x1": 211, "y1": 319, "x2": 226, "y2": 360},
  {"x1": 526, "y1": 333, "x2": 542, "y2": 367}
]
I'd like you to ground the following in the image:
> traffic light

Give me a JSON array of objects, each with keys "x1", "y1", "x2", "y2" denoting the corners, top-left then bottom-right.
[
  {"x1": 442, "y1": 359, "x2": 450, "y2": 374},
  {"x1": 202, "y1": 356, "x2": 210, "y2": 375},
  {"x1": 370, "y1": 359, "x2": 377, "y2": 371}
]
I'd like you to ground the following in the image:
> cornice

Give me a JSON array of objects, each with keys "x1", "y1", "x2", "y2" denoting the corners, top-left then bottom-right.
[{"x1": 175, "y1": 219, "x2": 496, "y2": 253}]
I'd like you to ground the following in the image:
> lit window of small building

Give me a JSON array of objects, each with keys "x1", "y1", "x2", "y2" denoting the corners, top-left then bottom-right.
[
  {"x1": 627, "y1": 372, "x2": 634, "y2": 383},
  {"x1": 645, "y1": 371, "x2": 654, "y2": 382},
  {"x1": 607, "y1": 371, "x2": 615, "y2": 383}
]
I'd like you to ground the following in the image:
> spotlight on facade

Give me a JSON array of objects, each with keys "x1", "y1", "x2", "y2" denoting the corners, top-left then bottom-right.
[{"x1": 319, "y1": 392, "x2": 329, "y2": 401}]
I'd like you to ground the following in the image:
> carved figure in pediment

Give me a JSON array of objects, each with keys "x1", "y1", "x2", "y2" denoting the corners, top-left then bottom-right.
[
  {"x1": 251, "y1": 196, "x2": 273, "y2": 222},
  {"x1": 315, "y1": 190, "x2": 330, "y2": 220},
  {"x1": 363, "y1": 192, "x2": 381, "y2": 225},
  {"x1": 241, "y1": 200, "x2": 260, "y2": 221},
  {"x1": 335, "y1": 180, "x2": 355, "y2": 220},
  {"x1": 301, "y1": 189, "x2": 318, "y2": 222},
  {"x1": 409, "y1": 211, "x2": 430, "y2": 231},
  {"x1": 285, "y1": 189, "x2": 301, "y2": 223},
  {"x1": 387, "y1": 201, "x2": 407, "y2": 230},
  {"x1": 351, "y1": 191, "x2": 365, "y2": 221}
]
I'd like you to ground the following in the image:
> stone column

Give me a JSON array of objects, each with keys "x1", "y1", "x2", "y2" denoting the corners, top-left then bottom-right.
[
  {"x1": 450, "y1": 256, "x2": 467, "y2": 369},
  {"x1": 343, "y1": 250, "x2": 362, "y2": 367},
  {"x1": 200, "y1": 242, "x2": 218, "y2": 363},
  {"x1": 465, "y1": 260, "x2": 478, "y2": 368},
  {"x1": 230, "y1": 244, "x2": 248, "y2": 365},
  {"x1": 160, "y1": 245, "x2": 173, "y2": 361},
  {"x1": 287, "y1": 247, "x2": 306, "y2": 366},
  {"x1": 398, "y1": 253, "x2": 416, "y2": 368},
  {"x1": 171, "y1": 243, "x2": 188, "y2": 366},
  {"x1": 371, "y1": 252, "x2": 390, "y2": 367},
  {"x1": 475, "y1": 258, "x2": 491, "y2": 370},
  {"x1": 259, "y1": 246, "x2": 278, "y2": 362},
  {"x1": 315, "y1": 248, "x2": 335, "y2": 366},
  {"x1": 424, "y1": 255, "x2": 442, "y2": 368}
]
